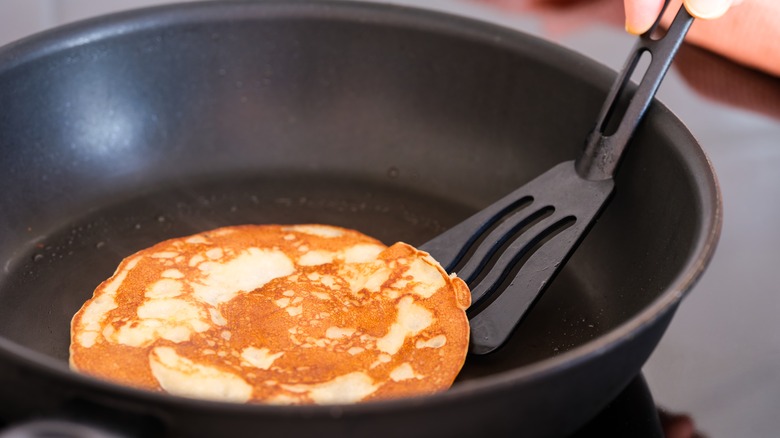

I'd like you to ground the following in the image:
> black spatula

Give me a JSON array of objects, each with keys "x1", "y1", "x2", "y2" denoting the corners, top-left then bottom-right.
[{"x1": 420, "y1": 2, "x2": 694, "y2": 355}]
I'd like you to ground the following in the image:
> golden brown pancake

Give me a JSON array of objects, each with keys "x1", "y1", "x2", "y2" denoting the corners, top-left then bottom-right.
[{"x1": 70, "y1": 224, "x2": 470, "y2": 404}]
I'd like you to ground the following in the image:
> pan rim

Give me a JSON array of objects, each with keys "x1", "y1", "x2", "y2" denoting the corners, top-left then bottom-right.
[{"x1": 0, "y1": 0, "x2": 722, "y2": 415}]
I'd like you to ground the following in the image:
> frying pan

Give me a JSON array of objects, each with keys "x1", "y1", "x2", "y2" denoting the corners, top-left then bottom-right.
[{"x1": 0, "y1": 1, "x2": 721, "y2": 437}]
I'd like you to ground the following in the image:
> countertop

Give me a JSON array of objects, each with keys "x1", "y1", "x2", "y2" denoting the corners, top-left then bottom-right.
[{"x1": 2, "y1": 1, "x2": 779, "y2": 436}]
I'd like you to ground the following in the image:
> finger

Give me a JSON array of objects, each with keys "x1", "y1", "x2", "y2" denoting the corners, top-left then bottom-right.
[
  {"x1": 624, "y1": 0, "x2": 664, "y2": 34},
  {"x1": 685, "y1": 0, "x2": 734, "y2": 19}
]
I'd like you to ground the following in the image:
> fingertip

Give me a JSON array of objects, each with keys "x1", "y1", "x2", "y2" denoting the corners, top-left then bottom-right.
[
  {"x1": 685, "y1": 0, "x2": 733, "y2": 20},
  {"x1": 625, "y1": 20, "x2": 649, "y2": 36},
  {"x1": 624, "y1": 0, "x2": 663, "y2": 35}
]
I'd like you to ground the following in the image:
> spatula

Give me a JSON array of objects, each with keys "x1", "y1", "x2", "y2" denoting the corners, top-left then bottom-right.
[{"x1": 420, "y1": 2, "x2": 693, "y2": 355}]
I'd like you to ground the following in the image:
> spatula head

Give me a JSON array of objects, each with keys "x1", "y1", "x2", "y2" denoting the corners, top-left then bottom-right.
[{"x1": 420, "y1": 161, "x2": 614, "y2": 354}]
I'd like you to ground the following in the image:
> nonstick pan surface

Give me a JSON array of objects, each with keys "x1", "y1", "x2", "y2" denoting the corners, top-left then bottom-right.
[{"x1": 0, "y1": 1, "x2": 720, "y2": 437}]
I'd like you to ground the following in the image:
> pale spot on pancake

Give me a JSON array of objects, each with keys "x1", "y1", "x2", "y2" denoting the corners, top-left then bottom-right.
[
  {"x1": 292, "y1": 297, "x2": 303, "y2": 305},
  {"x1": 221, "y1": 331, "x2": 232, "y2": 340},
  {"x1": 384, "y1": 290, "x2": 400, "y2": 300},
  {"x1": 282, "y1": 290, "x2": 295, "y2": 297},
  {"x1": 398, "y1": 297, "x2": 434, "y2": 331},
  {"x1": 390, "y1": 363, "x2": 419, "y2": 382},
  {"x1": 298, "y1": 245, "x2": 309, "y2": 253},
  {"x1": 241, "y1": 347, "x2": 284, "y2": 370},
  {"x1": 406, "y1": 258, "x2": 446, "y2": 299},
  {"x1": 298, "y1": 250, "x2": 334, "y2": 266},
  {"x1": 311, "y1": 291, "x2": 330, "y2": 300},
  {"x1": 275, "y1": 297, "x2": 290, "y2": 308},
  {"x1": 78, "y1": 332, "x2": 98, "y2": 349},
  {"x1": 283, "y1": 234, "x2": 296, "y2": 241},
  {"x1": 315, "y1": 339, "x2": 326, "y2": 347},
  {"x1": 189, "y1": 254, "x2": 205, "y2": 267},
  {"x1": 149, "y1": 347, "x2": 252, "y2": 403},
  {"x1": 307, "y1": 272, "x2": 320, "y2": 281},
  {"x1": 161, "y1": 326, "x2": 192, "y2": 343},
  {"x1": 348, "y1": 347, "x2": 365, "y2": 355},
  {"x1": 325, "y1": 327, "x2": 355, "y2": 339},
  {"x1": 146, "y1": 279, "x2": 183, "y2": 299},
  {"x1": 391, "y1": 279, "x2": 409, "y2": 289},
  {"x1": 268, "y1": 394, "x2": 298, "y2": 405},
  {"x1": 346, "y1": 264, "x2": 391, "y2": 294},
  {"x1": 78, "y1": 295, "x2": 117, "y2": 340},
  {"x1": 137, "y1": 298, "x2": 200, "y2": 321},
  {"x1": 185, "y1": 235, "x2": 208, "y2": 244},
  {"x1": 286, "y1": 225, "x2": 344, "y2": 238},
  {"x1": 415, "y1": 335, "x2": 447, "y2": 349},
  {"x1": 76, "y1": 256, "x2": 140, "y2": 347},
  {"x1": 206, "y1": 248, "x2": 224, "y2": 260},
  {"x1": 343, "y1": 244, "x2": 385, "y2": 264},
  {"x1": 282, "y1": 372, "x2": 378, "y2": 404},
  {"x1": 320, "y1": 275, "x2": 336, "y2": 289},
  {"x1": 152, "y1": 252, "x2": 178, "y2": 259},
  {"x1": 209, "y1": 308, "x2": 227, "y2": 325},
  {"x1": 376, "y1": 297, "x2": 433, "y2": 355},
  {"x1": 113, "y1": 299, "x2": 208, "y2": 347},
  {"x1": 370, "y1": 353, "x2": 392, "y2": 369},
  {"x1": 161, "y1": 269, "x2": 185, "y2": 279},
  {"x1": 286, "y1": 306, "x2": 302, "y2": 317},
  {"x1": 113, "y1": 320, "x2": 157, "y2": 347},
  {"x1": 191, "y1": 248, "x2": 294, "y2": 306},
  {"x1": 364, "y1": 268, "x2": 392, "y2": 292}
]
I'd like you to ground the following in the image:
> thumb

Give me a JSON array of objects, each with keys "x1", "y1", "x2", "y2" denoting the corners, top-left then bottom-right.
[
  {"x1": 684, "y1": 0, "x2": 738, "y2": 19},
  {"x1": 625, "y1": 0, "x2": 665, "y2": 34}
]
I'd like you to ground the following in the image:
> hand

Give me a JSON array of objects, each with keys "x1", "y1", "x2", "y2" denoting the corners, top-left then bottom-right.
[
  {"x1": 475, "y1": 0, "x2": 780, "y2": 76},
  {"x1": 625, "y1": 0, "x2": 737, "y2": 34}
]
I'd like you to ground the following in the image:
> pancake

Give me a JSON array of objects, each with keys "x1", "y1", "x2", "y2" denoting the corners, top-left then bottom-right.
[{"x1": 70, "y1": 224, "x2": 471, "y2": 404}]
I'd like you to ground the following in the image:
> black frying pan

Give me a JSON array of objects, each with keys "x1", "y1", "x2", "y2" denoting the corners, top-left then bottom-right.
[{"x1": 0, "y1": 1, "x2": 720, "y2": 437}]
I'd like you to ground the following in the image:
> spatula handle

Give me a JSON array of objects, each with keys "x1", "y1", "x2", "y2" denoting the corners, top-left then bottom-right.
[{"x1": 575, "y1": 2, "x2": 693, "y2": 181}]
